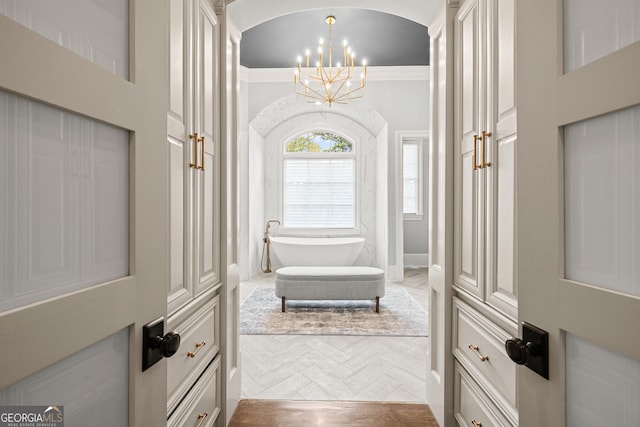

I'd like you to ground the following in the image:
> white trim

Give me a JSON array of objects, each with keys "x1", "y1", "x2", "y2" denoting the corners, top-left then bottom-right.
[
  {"x1": 245, "y1": 65, "x2": 430, "y2": 83},
  {"x1": 404, "y1": 253, "x2": 430, "y2": 267},
  {"x1": 400, "y1": 134, "x2": 426, "y2": 217},
  {"x1": 396, "y1": 130, "x2": 429, "y2": 280},
  {"x1": 387, "y1": 264, "x2": 405, "y2": 282},
  {"x1": 239, "y1": 65, "x2": 250, "y2": 82}
]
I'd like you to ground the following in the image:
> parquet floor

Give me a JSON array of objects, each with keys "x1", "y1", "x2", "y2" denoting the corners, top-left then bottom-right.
[{"x1": 239, "y1": 268, "x2": 431, "y2": 403}]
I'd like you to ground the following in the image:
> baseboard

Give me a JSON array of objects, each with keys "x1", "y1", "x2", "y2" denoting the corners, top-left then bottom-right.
[{"x1": 404, "y1": 253, "x2": 429, "y2": 267}]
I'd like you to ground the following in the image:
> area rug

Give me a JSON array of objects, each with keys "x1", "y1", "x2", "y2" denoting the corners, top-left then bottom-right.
[{"x1": 240, "y1": 287, "x2": 428, "y2": 337}]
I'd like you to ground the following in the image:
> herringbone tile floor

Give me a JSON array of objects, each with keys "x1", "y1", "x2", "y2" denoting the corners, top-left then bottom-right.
[{"x1": 240, "y1": 268, "x2": 430, "y2": 403}]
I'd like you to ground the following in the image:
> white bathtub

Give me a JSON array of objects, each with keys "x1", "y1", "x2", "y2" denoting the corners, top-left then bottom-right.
[{"x1": 270, "y1": 237, "x2": 365, "y2": 267}]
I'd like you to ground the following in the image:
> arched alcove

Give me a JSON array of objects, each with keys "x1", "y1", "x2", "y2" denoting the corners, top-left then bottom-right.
[{"x1": 243, "y1": 95, "x2": 389, "y2": 278}]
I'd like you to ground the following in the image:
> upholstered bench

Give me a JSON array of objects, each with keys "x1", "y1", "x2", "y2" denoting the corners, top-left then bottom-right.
[{"x1": 275, "y1": 266, "x2": 386, "y2": 313}]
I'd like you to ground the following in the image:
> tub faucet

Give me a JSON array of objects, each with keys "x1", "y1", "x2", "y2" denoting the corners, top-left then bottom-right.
[
  {"x1": 262, "y1": 220, "x2": 280, "y2": 273},
  {"x1": 264, "y1": 219, "x2": 281, "y2": 238}
]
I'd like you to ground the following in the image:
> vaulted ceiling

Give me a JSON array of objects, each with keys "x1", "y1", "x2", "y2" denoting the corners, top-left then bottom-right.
[{"x1": 229, "y1": 4, "x2": 436, "y2": 68}]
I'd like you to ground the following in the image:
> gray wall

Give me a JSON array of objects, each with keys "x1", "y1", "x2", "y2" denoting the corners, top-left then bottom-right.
[{"x1": 240, "y1": 71, "x2": 430, "y2": 271}]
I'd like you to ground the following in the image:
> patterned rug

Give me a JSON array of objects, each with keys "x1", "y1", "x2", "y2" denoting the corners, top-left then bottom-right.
[{"x1": 240, "y1": 287, "x2": 428, "y2": 336}]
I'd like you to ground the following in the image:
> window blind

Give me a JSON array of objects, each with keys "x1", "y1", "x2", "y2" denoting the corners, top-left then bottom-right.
[
  {"x1": 283, "y1": 158, "x2": 355, "y2": 228},
  {"x1": 403, "y1": 143, "x2": 419, "y2": 214}
]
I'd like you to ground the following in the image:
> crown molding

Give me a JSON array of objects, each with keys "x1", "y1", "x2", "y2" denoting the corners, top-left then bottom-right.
[{"x1": 241, "y1": 65, "x2": 430, "y2": 83}]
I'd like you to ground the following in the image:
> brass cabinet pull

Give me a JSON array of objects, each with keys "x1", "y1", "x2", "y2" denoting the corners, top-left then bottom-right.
[
  {"x1": 189, "y1": 133, "x2": 199, "y2": 169},
  {"x1": 195, "y1": 412, "x2": 208, "y2": 427},
  {"x1": 471, "y1": 420, "x2": 483, "y2": 427},
  {"x1": 198, "y1": 136, "x2": 205, "y2": 170},
  {"x1": 468, "y1": 344, "x2": 489, "y2": 361},
  {"x1": 187, "y1": 341, "x2": 206, "y2": 358},
  {"x1": 481, "y1": 131, "x2": 492, "y2": 168},
  {"x1": 473, "y1": 135, "x2": 482, "y2": 170}
]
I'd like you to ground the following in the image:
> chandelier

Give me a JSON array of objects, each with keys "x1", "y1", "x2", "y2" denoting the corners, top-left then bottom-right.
[{"x1": 294, "y1": 16, "x2": 367, "y2": 106}]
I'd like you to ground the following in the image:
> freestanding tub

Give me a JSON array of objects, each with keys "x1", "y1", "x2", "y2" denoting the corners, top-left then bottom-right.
[{"x1": 270, "y1": 237, "x2": 365, "y2": 267}]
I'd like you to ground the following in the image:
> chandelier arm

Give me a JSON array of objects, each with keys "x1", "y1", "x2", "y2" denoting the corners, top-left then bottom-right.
[
  {"x1": 299, "y1": 81, "x2": 332, "y2": 101},
  {"x1": 333, "y1": 85, "x2": 365, "y2": 102},
  {"x1": 331, "y1": 77, "x2": 350, "y2": 99}
]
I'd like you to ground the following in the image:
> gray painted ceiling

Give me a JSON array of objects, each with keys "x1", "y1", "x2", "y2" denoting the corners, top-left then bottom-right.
[{"x1": 240, "y1": 9, "x2": 429, "y2": 68}]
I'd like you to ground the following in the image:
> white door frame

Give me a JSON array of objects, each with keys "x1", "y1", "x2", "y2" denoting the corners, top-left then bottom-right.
[{"x1": 394, "y1": 130, "x2": 430, "y2": 282}]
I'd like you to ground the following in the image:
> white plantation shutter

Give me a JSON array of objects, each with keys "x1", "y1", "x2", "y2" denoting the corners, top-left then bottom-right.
[
  {"x1": 403, "y1": 142, "x2": 420, "y2": 214},
  {"x1": 283, "y1": 158, "x2": 355, "y2": 228}
]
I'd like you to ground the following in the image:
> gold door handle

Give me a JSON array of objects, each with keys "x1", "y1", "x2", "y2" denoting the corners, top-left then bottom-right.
[
  {"x1": 198, "y1": 136, "x2": 205, "y2": 171},
  {"x1": 189, "y1": 133, "x2": 199, "y2": 169},
  {"x1": 471, "y1": 420, "x2": 483, "y2": 427},
  {"x1": 481, "y1": 131, "x2": 492, "y2": 168},
  {"x1": 468, "y1": 344, "x2": 489, "y2": 362},
  {"x1": 473, "y1": 135, "x2": 482, "y2": 170},
  {"x1": 187, "y1": 341, "x2": 206, "y2": 358},
  {"x1": 195, "y1": 412, "x2": 208, "y2": 427}
]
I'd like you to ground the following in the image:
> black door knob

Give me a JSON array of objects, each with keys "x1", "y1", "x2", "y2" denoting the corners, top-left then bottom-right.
[
  {"x1": 151, "y1": 332, "x2": 181, "y2": 358},
  {"x1": 505, "y1": 337, "x2": 538, "y2": 365},
  {"x1": 504, "y1": 322, "x2": 550, "y2": 380}
]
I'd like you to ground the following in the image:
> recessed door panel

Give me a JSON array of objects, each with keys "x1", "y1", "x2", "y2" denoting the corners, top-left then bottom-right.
[
  {"x1": 1, "y1": 91, "x2": 129, "y2": 313},
  {"x1": 0, "y1": 328, "x2": 129, "y2": 427},
  {"x1": 565, "y1": 105, "x2": 640, "y2": 297},
  {"x1": 564, "y1": 0, "x2": 640, "y2": 72},
  {"x1": 0, "y1": 0, "x2": 129, "y2": 78}
]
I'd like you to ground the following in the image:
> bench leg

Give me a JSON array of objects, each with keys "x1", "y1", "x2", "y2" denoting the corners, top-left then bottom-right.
[
  {"x1": 376, "y1": 296, "x2": 380, "y2": 313},
  {"x1": 281, "y1": 296, "x2": 286, "y2": 312}
]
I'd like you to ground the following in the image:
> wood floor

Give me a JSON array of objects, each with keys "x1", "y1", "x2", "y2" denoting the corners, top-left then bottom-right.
[{"x1": 228, "y1": 399, "x2": 439, "y2": 426}]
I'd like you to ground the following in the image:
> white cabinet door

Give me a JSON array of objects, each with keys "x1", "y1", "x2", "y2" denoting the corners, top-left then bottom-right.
[
  {"x1": 454, "y1": 0, "x2": 484, "y2": 299},
  {"x1": 483, "y1": 0, "x2": 517, "y2": 320},
  {"x1": 193, "y1": 0, "x2": 220, "y2": 295},
  {"x1": 0, "y1": 1, "x2": 169, "y2": 426},
  {"x1": 516, "y1": 0, "x2": 640, "y2": 425},
  {"x1": 168, "y1": 0, "x2": 220, "y2": 316},
  {"x1": 168, "y1": 0, "x2": 194, "y2": 315},
  {"x1": 454, "y1": 0, "x2": 518, "y2": 321}
]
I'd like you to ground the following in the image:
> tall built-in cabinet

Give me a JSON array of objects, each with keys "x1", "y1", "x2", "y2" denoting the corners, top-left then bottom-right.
[
  {"x1": 167, "y1": 0, "x2": 223, "y2": 425},
  {"x1": 452, "y1": 0, "x2": 518, "y2": 425}
]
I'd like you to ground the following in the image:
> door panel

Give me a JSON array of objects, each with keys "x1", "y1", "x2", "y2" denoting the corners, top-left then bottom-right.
[
  {"x1": 563, "y1": 0, "x2": 640, "y2": 72},
  {"x1": 196, "y1": 138, "x2": 218, "y2": 291},
  {"x1": 168, "y1": 136, "x2": 191, "y2": 313},
  {"x1": 0, "y1": 1, "x2": 169, "y2": 426},
  {"x1": 427, "y1": 9, "x2": 455, "y2": 425},
  {"x1": 0, "y1": 0, "x2": 129, "y2": 78},
  {"x1": 455, "y1": 0, "x2": 482, "y2": 296},
  {"x1": 485, "y1": 134, "x2": 517, "y2": 318},
  {"x1": 566, "y1": 333, "x2": 640, "y2": 426},
  {"x1": 564, "y1": 105, "x2": 640, "y2": 297},
  {"x1": 1, "y1": 92, "x2": 129, "y2": 313},
  {"x1": 220, "y1": 14, "x2": 242, "y2": 424},
  {"x1": 0, "y1": 328, "x2": 129, "y2": 427},
  {"x1": 516, "y1": 1, "x2": 640, "y2": 425},
  {"x1": 194, "y1": 0, "x2": 219, "y2": 293}
]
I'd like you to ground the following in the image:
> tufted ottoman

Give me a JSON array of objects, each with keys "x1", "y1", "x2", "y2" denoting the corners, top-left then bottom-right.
[{"x1": 275, "y1": 266, "x2": 386, "y2": 313}]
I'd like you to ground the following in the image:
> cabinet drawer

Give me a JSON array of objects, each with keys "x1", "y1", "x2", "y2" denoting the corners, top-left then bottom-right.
[
  {"x1": 452, "y1": 298, "x2": 516, "y2": 421},
  {"x1": 454, "y1": 362, "x2": 512, "y2": 427},
  {"x1": 168, "y1": 354, "x2": 222, "y2": 427},
  {"x1": 168, "y1": 295, "x2": 220, "y2": 414}
]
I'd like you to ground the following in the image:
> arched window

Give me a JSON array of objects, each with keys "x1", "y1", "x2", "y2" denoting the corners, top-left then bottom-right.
[{"x1": 282, "y1": 131, "x2": 356, "y2": 229}]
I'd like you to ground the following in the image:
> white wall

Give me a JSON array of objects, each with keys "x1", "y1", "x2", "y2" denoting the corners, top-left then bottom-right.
[{"x1": 240, "y1": 67, "x2": 430, "y2": 277}]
